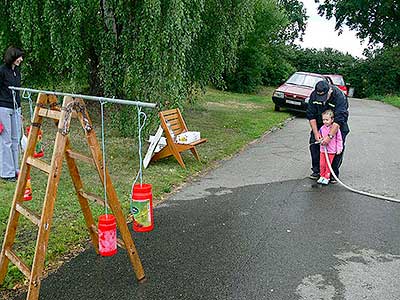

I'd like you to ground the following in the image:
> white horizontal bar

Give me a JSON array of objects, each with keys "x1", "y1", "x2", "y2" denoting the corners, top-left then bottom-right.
[{"x1": 9, "y1": 86, "x2": 157, "y2": 108}]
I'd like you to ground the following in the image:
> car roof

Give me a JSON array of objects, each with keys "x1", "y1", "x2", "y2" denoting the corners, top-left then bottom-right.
[
  {"x1": 295, "y1": 71, "x2": 326, "y2": 78},
  {"x1": 324, "y1": 74, "x2": 344, "y2": 78}
]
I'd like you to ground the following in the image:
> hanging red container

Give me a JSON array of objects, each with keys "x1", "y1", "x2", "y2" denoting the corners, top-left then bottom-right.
[
  {"x1": 23, "y1": 175, "x2": 32, "y2": 201},
  {"x1": 132, "y1": 183, "x2": 154, "y2": 232},
  {"x1": 98, "y1": 214, "x2": 117, "y2": 256},
  {"x1": 26, "y1": 126, "x2": 44, "y2": 158}
]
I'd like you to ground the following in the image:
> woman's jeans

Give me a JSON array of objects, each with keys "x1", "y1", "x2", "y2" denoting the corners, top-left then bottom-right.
[{"x1": 0, "y1": 107, "x2": 21, "y2": 178}]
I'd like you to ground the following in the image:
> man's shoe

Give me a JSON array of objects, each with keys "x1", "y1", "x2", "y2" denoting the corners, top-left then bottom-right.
[
  {"x1": 1, "y1": 177, "x2": 16, "y2": 182},
  {"x1": 309, "y1": 172, "x2": 320, "y2": 180},
  {"x1": 330, "y1": 177, "x2": 338, "y2": 184}
]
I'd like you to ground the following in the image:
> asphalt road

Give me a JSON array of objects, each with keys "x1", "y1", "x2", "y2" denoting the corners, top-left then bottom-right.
[{"x1": 13, "y1": 98, "x2": 400, "y2": 300}]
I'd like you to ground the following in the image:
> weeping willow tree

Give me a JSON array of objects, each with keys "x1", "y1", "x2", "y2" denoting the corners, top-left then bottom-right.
[
  {"x1": 0, "y1": 0, "x2": 258, "y2": 134},
  {"x1": 0, "y1": 0, "x2": 256, "y2": 100}
]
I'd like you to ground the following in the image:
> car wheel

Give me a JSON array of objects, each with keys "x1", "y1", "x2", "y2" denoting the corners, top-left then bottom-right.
[{"x1": 274, "y1": 104, "x2": 280, "y2": 112}]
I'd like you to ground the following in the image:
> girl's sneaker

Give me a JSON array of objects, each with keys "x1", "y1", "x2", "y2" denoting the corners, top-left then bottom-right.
[
  {"x1": 321, "y1": 178, "x2": 330, "y2": 185},
  {"x1": 317, "y1": 177, "x2": 324, "y2": 184}
]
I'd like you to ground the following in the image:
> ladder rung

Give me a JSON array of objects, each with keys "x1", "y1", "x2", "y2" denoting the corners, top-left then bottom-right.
[
  {"x1": 66, "y1": 150, "x2": 95, "y2": 165},
  {"x1": 16, "y1": 204, "x2": 41, "y2": 226},
  {"x1": 90, "y1": 225, "x2": 126, "y2": 250},
  {"x1": 5, "y1": 249, "x2": 31, "y2": 278},
  {"x1": 38, "y1": 108, "x2": 61, "y2": 120},
  {"x1": 26, "y1": 157, "x2": 51, "y2": 174},
  {"x1": 116, "y1": 238, "x2": 126, "y2": 250},
  {"x1": 79, "y1": 191, "x2": 110, "y2": 208}
]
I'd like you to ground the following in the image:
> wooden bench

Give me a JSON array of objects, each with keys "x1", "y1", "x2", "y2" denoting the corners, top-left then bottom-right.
[{"x1": 150, "y1": 108, "x2": 207, "y2": 168}]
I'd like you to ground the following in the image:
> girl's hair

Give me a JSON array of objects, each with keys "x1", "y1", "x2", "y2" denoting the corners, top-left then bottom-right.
[
  {"x1": 4, "y1": 46, "x2": 24, "y2": 66},
  {"x1": 322, "y1": 109, "x2": 334, "y2": 118}
]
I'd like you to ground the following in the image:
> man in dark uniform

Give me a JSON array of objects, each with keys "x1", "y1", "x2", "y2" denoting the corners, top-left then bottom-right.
[{"x1": 306, "y1": 80, "x2": 350, "y2": 182}]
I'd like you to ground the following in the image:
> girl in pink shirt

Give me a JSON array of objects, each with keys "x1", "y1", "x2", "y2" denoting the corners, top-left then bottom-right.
[{"x1": 318, "y1": 110, "x2": 343, "y2": 185}]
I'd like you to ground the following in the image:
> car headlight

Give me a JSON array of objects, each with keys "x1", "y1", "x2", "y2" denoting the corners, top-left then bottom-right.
[
  {"x1": 305, "y1": 97, "x2": 310, "y2": 103},
  {"x1": 273, "y1": 91, "x2": 284, "y2": 98}
]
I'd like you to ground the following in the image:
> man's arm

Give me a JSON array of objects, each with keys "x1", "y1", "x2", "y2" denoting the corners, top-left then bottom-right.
[
  {"x1": 309, "y1": 119, "x2": 321, "y2": 141},
  {"x1": 306, "y1": 92, "x2": 322, "y2": 141},
  {"x1": 332, "y1": 89, "x2": 347, "y2": 129}
]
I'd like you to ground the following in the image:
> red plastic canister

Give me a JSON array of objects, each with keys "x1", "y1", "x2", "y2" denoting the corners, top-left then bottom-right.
[
  {"x1": 132, "y1": 183, "x2": 154, "y2": 232},
  {"x1": 26, "y1": 126, "x2": 44, "y2": 158},
  {"x1": 98, "y1": 214, "x2": 117, "y2": 256},
  {"x1": 23, "y1": 175, "x2": 32, "y2": 201}
]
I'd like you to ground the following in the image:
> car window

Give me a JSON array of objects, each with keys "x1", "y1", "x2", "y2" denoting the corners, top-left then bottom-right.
[
  {"x1": 286, "y1": 73, "x2": 325, "y2": 88},
  {"x1": 330, "y1": 76, "x2": 345, "y2": 86}
]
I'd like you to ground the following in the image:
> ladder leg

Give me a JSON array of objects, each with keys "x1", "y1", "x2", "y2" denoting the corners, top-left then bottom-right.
[
  {"x1": 76, "y1": 104, "x2": 145, "y2": 280},
  {"x1": 64, "y1": 139, "x2": 99, "y2": 253},
  {"x1": 0, "y1": 204, "x2": 22, "y2": 283},
  {"x1": 0, "y1": 170, "x2": 28, "y2": 282},
  {"x1": 112, "y1": 203, "x2": 145, "y2": 280},
  {"x1": 27, "y1": 96, "x2": 74, "y2": 300},
  {"x1": 0, "y1": 94, "x2": 48, "y2": 284}
]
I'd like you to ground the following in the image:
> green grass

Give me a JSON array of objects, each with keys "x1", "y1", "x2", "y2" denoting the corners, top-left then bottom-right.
[
  {"x1": 0, "y1": 87, "x2": 290, "y2": 292},
  {"x1": 370, "y1": 94, "x2": 400, "y2": 108}
]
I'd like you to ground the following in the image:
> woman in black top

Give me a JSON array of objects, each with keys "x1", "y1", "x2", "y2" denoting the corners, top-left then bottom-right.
[{"x1": 0, "y1": 46, "x2": 24, "y2": 181}]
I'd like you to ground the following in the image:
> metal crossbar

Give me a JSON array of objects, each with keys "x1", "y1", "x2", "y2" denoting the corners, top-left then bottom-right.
[{"x1": 9, "y1": 86, "x2": 157, "y2": 108}]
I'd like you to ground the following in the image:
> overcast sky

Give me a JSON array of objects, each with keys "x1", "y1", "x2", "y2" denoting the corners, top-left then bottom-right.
[{"x1": 298, "y1": 0, "x2": 369, "y2": 58}]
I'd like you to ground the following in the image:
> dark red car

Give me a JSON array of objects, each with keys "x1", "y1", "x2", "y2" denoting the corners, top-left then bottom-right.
[
  {"x1": 324, "y1": 74, "x2": 348, "y2": 95},
  {"x1": 272, "y1": 72, "x2": 329, "y2": 112}
]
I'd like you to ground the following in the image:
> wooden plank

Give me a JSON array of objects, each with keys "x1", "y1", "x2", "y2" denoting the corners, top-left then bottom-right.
[
  {"x1": 176, "y1": 108, "x2": 189, "y2": 132},
  {"x1": 144, "y1": 126, "x2": 163, "y2": 168},
  {"x1": 79, "y1": 190, "x2": 109, "y2": 208},
  {"x1": 189, "y1": 138, "x2": 207, "y2": 146},
  {"x1": 38, "y1": 108, "x2": 61, "y2": 120},
  {"x1": 15, "y1": 204, "x2": 41, "y2": 227},
  {"x1": 161, "y1": 108, "x2": 179, "y2": 116},
  {"x1": 26, "y1": 157, "x2": 51, "y2": 174},
  {"x1": 167, "y1": 116, "x2": 179, "y2": 123},
  {"x1": 65, "y1": 149, "x2": 95, "y2": 165},
  {"x1": 5, "y1": 249, "x2": 31, "y2": 278}
]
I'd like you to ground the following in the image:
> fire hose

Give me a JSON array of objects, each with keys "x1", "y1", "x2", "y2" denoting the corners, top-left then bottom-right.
[{"x1": 321, "y1": 145, "x2": 400, "y2": 204}]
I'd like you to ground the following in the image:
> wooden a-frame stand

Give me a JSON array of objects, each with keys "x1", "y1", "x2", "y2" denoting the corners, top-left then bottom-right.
[{"x1": 0, "y1": 93, "x2": 145, "y2": 300}]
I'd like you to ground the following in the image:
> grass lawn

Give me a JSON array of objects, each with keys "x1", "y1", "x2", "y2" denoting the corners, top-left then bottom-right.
[
  {"x1": 370, "y1": 94, "x2": 400, "y2": 108},
  {"x1": 0, "y1": 87, "x2": 290, "y2": 292}
]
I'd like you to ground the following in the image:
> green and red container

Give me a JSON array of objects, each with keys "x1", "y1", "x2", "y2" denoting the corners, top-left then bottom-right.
[
  {"x1": 26, "y1": 126, "x2": 44, "y2": 158},
  {"x1": 132, "y1": 183, "x2": 154, "y2": 232}
]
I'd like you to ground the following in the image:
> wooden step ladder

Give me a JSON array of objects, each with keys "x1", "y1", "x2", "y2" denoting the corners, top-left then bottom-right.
[{"x1": 0, "y1": 93, "x2": 145, "y2": 300}]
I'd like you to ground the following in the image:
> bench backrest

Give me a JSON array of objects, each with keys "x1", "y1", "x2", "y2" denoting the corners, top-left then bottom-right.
[{"x1": 159, "y1": 109, "x2": 188, "y2": 140}]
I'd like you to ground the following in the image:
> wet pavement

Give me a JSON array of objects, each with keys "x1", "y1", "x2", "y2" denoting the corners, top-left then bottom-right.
[{"x1": 13, "y1": 98, "x2": 400, "y2": 299}]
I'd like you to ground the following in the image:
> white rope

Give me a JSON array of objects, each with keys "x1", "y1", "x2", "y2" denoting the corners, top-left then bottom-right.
[
  {"x1": 100, "y1": 101, "x2": 108, "y2": 215},
  {"x1": 323, "y1": 146, "x2": 400, "y2": 203},
  {"x1": 130, "y1": 105, "x2": 147, "y2": 213},
  {"x1": 22, "y1": 90, "x2": 33, "y2": 122}
]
